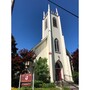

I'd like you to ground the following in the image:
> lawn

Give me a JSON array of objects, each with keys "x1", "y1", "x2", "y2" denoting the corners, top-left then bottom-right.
[
  {"x1": 12, "y1": 87, "x2": 60, "y2": 90},
  {"x1": 12, "y1": 87, "x2": 70, "y2": 90}
]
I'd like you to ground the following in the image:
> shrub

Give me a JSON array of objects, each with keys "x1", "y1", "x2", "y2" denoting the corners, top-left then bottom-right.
[
  {"x1": 34, "y1": 80, "x2": 55, "y2": 88},
  {"x1": 47, "y1": 83, "x2": 55, "y2": 88},
  {"x1": 34, "y1": 80, "x2": 43, "y2": 88},
  {"x1": 20, "y1": 87, "x2": 32, "y2": 90},
  {"x1": 42, "y1": 83, "x2": 55, "y2": 88},
  {"x1": 72, "y1": 71, "x2": 79, "y2": 84},
  {"x1": 35, "y1": 57, "x2": 50, "y2": 83}
]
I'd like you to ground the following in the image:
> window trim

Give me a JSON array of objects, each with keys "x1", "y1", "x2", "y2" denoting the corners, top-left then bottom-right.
[{"x1": 54, "y1": 38, "x2": 59, "y2": 53}]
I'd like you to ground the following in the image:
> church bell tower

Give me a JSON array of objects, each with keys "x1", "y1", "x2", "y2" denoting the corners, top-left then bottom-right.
[{"x1": 42, "y1": 4, "x2": 73, "y2": 82}]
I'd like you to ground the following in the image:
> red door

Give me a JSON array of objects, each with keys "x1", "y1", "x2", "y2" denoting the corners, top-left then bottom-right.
[
  {"x1": 56, "y1": 68, "x2": 62, "y2": 81},
  {"x1": 59, "y1": 69, "x2": 62, "y2": 80},
  {"x1": 55, "y1": 60, "x2": 63, "y2": 81}
]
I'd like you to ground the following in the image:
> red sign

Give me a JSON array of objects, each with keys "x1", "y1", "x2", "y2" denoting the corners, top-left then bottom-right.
[
  {"x1": 20, "y1": 73, "x2": 32, "y2": 86},
  {"x1": 21, "y1": 74, "x2": 32, "y2": 83}
]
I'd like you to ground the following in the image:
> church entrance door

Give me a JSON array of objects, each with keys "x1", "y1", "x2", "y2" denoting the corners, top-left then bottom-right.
[{"x1": 55, "y1": 60, "x2": 62, "y2": 81}]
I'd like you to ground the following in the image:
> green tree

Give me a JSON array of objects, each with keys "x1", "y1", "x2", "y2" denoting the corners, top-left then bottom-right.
[{"x1": 35, "y1": 57, "x2": 50, "y2": 83}]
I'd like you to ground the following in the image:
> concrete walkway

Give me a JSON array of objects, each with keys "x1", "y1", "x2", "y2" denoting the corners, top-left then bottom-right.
[{"x1": 56, "y1": 84, "x2": 79, "y2": 90}]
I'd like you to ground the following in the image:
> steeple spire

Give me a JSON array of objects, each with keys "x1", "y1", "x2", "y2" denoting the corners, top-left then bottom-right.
[
  {"x1": 48, "y1": 4, "x2": 50, "y2": 12},
  {"x1": 56, "y1": 8, "x2": 58, "y2": 15},
  {"x1": 43, "y1": 11, "x2": 45, "y2": 19}
]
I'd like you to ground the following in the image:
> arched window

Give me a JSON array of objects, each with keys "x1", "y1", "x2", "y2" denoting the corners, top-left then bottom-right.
[
  {"x1": 45, "y1": 19, "x2": 47, "y2": 30},
  {"x1": 53, "y1": 17, "x2": 57, "y2": 27},
  {"x1": 54, "y1": 38, "x2": 59, "y2": 52}
]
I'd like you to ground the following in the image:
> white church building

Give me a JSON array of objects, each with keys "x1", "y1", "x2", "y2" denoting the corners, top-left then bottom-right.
[{"x1": 32, "y1": 5, "x2": 73, "y2": 83}]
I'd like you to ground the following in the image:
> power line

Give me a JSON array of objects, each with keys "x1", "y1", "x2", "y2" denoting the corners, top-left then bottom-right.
[{"x1": 48, "y1": 0, "x2": 78, "y2": 18}]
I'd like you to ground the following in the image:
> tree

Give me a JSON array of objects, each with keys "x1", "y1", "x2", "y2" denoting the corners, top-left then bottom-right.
[
  {"x1": 19, "y1": 49, "x2": 36, "y2": 62},
  {"x1": 11, "y1": 35, "x2": 19, "y2": 87},
  {"x1": 12, "y1": 48, "x2": 36, "y2": 87},
  {"x1": 72, "y1": 49, "x2": 79, "y2": 72},
  {"x1": 71, "y1": 49, "x2": 79, "y2": 84},
  {"x1": 12, "y1": 55, "x2": 25, "y2": 87},
  {"x1": 35, "y1": 57, "x2": 50, "y2": 83},
  {"x1": 11, "y1": 35, "x2": 18, "y2": 57}
]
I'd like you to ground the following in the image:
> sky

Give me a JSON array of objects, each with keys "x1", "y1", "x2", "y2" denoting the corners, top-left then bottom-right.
[{"x1": 12, "y1": 0, "x2": 78, "y2": 54}]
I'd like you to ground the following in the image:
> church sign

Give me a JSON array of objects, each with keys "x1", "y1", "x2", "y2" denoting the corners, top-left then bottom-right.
[{"x1": 20, "y1": 73, "x2": 32, "y2": 86}]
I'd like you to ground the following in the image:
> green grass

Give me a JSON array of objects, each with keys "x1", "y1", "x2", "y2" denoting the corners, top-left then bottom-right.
[
  {"x1": 12, "y1": 87, "x2": 70, "y2": 90},
  {"x1": 62, "y1": 86, "x2": 70, "y2": 90},
  {"x1": 12, "y1": 87, "x2": 60, "y2": 90},
  {"x1": 33, "y1": 88, "x2": 60, "y2": 90}
]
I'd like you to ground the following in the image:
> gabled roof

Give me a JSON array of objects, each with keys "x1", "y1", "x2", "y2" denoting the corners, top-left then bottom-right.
[
  {"x1": 31, "y1": 36, "x2": 72, "y2": 59},
  {"x1": 31, "y1": 36, "x2": 48, "y2": 51}
]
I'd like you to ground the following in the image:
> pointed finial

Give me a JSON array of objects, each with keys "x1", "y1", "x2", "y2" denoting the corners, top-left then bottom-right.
[
  {"x1": 56, "y1": 8, "x2": 58, "y2": 15},
  {"x1": 43, "y1": 11, "x2": 45, "y2": 19},
  {"x1": 48, "y1": 4, "x2": 50, "y2": 12}
]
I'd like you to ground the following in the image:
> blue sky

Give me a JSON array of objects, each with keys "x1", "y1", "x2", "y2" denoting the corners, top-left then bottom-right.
[{"x1": 12, "y1": 0, "x2": 78, "y2": 54}]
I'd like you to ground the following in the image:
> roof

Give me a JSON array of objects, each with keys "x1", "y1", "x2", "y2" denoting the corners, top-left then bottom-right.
[
  {"x1": 31, "y1": 36, "x2": 72, "y2": 59},
  {"x1": 31, "y1": 36, "x2": 47, "y2": 51}
]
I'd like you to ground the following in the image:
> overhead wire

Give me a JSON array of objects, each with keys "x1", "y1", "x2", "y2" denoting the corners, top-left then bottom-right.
[{"x1": 48, "y1": 0, "x2": 78, "y2": 18}]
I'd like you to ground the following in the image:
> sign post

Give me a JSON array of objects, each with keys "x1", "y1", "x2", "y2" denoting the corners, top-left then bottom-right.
[
  {"x1": 18, "y1": 75, "x2": 21, "y2": 90},
  {"x1": 32, "y1": 72, "x2": 34, "y2": 90}
]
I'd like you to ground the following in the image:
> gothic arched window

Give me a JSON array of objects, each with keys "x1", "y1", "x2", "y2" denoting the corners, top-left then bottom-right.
[
  {"x1": 54, "y1": 38, "x2": 59, "y2": 52},
  {"x1": 53, "y1": 17, "x2": 57, "y2": 27},
  {"x1": 45, "y1": 19, "x2": 47, "y2": 30}
]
